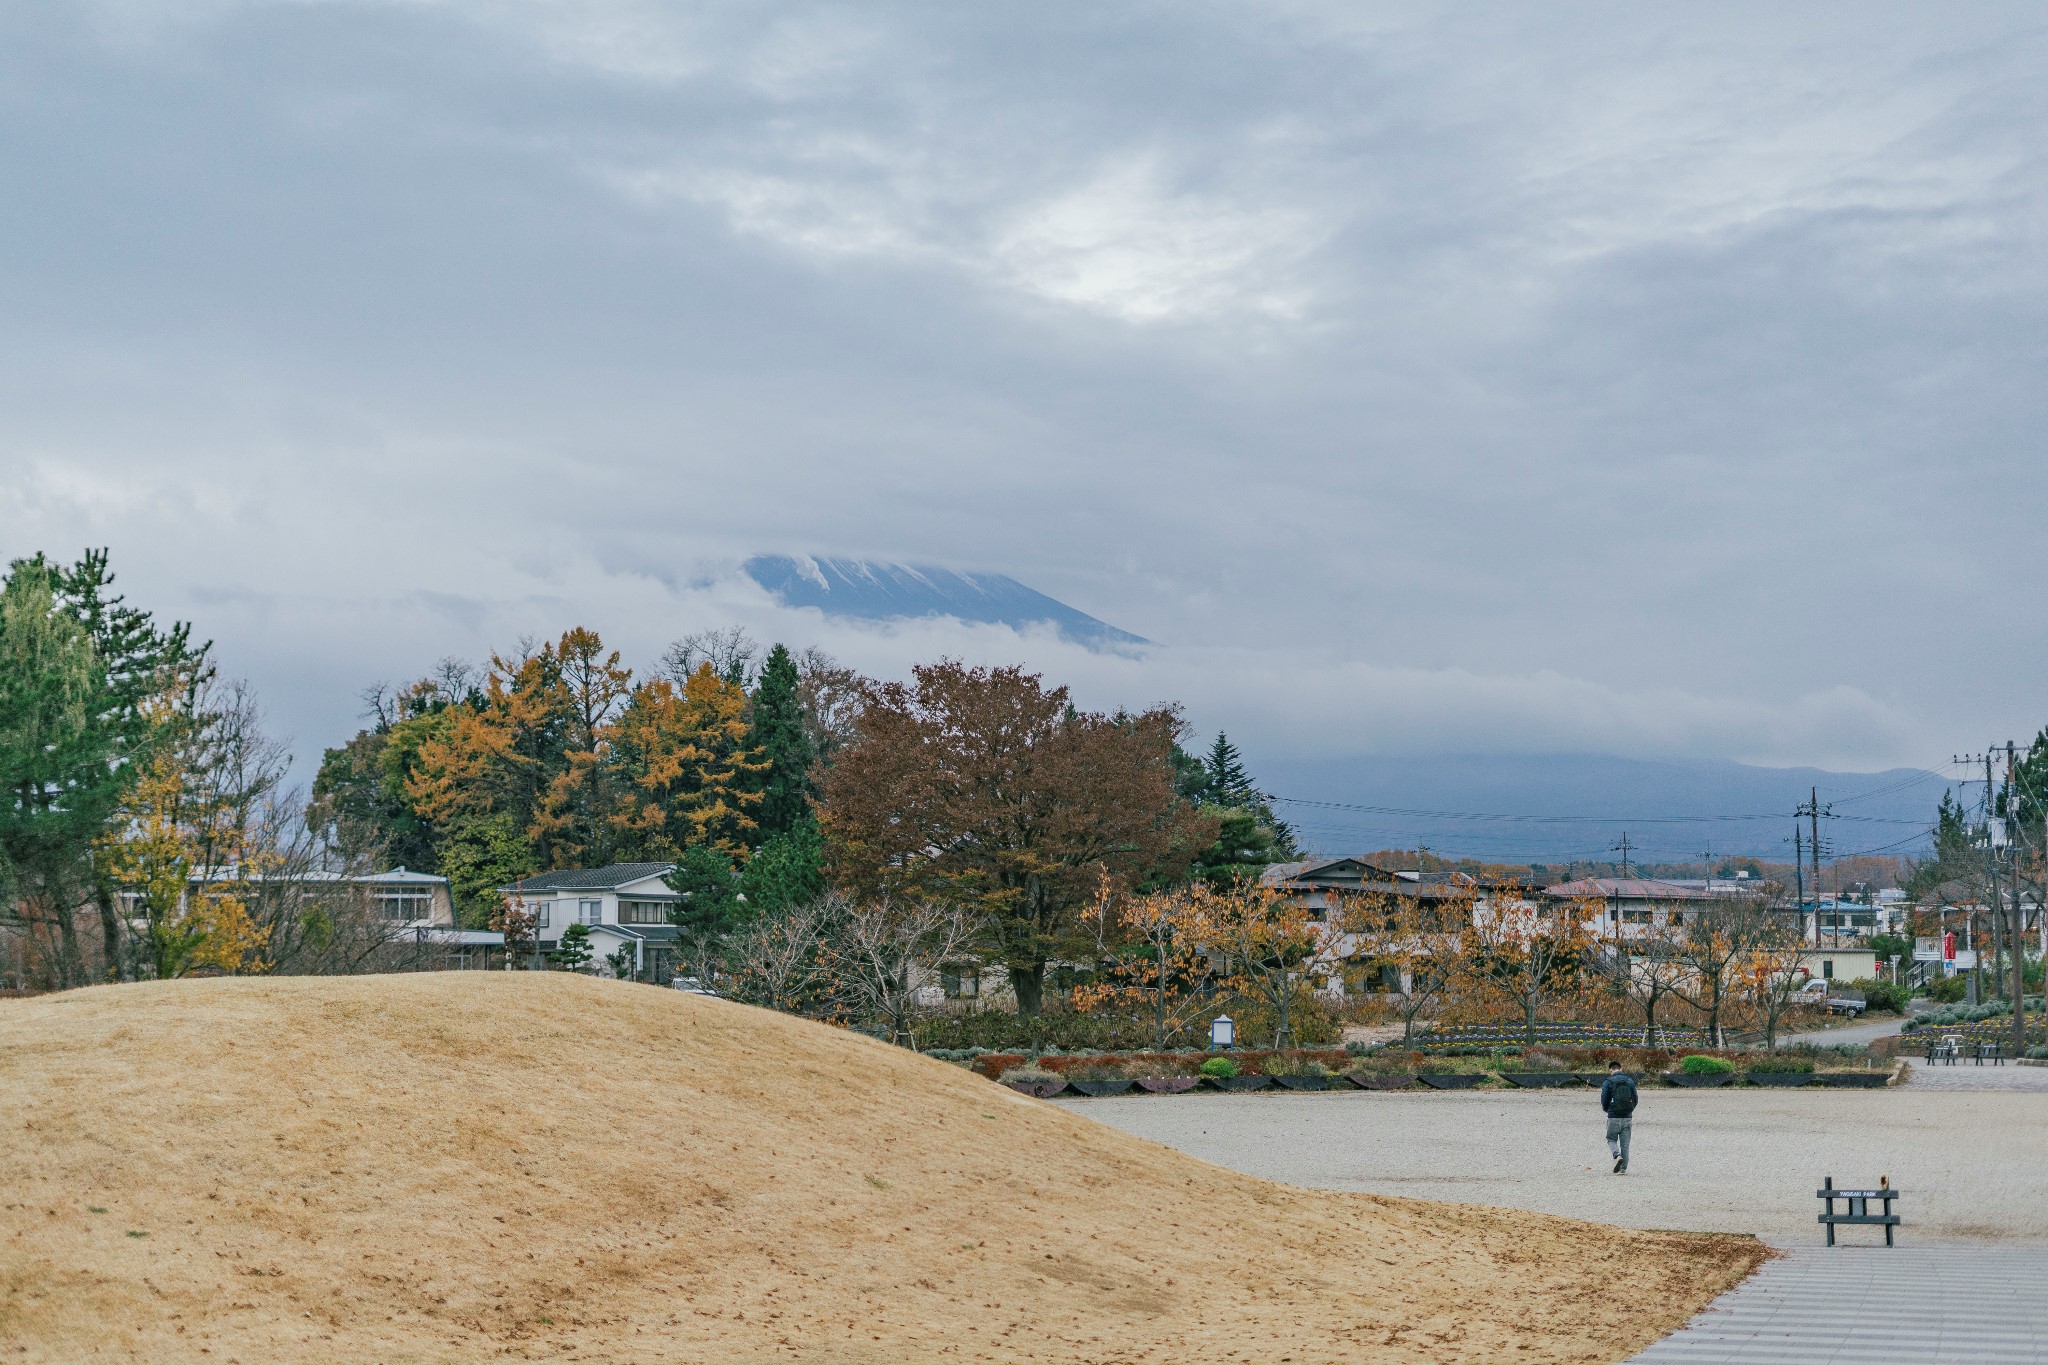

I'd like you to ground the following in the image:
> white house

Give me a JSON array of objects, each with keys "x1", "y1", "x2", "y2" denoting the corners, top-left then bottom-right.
[{"x1": 501, "y1": 862, "x2": 684, "y2": 981}]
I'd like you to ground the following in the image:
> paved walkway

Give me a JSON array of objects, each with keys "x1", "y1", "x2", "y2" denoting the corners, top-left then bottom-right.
[
  {"x1": 1900, "y1": 1059, "x2": 2048, "y2": 1091},
  {"x1": 1778, "y1": 1014, "x2": 1907, "y2": 1048},
  {"x1": 1628, "y1": 1246, "x2": 2048, "y2": 1363}
]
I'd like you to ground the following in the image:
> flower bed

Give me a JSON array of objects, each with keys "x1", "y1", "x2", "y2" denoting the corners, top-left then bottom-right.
[
  {"x1": 1413, "y1": 1024, "x2": 1711, "y2": 1053},
  {"x1": 969, "y1": 1047, "x2": 1350, "y2": 1082}
]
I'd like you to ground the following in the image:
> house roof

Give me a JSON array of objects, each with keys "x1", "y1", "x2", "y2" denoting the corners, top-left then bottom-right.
[
  {"x1": 503, "y1": 863, "x2": 676, "y2": 893},
  {"x1": 588, "y1": 924, "x2": 683, "y2": 942},
  {"x1": 1260, "y1": 857, "x2": 1397, "y2": 888},
  {"x1": 1544, "y1": 877, "x2": 1760, "y2": 902}
]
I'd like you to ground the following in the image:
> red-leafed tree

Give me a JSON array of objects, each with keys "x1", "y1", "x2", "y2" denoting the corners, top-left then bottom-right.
[{"x1": 820, "y1": 661, "x2": 1210, "y2": 1015}]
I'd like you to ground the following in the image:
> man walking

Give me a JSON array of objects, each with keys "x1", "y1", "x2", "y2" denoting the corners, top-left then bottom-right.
[{"x1": 1599, "y1": 1061, "x2": 1637, "y2": 1174}]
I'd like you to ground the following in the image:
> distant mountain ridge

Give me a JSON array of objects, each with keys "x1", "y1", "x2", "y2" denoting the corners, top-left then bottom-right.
[
  {"x1": 744, "y1": 555, "x2": 1148, "y2": 651},
  {"x1": 1253, "y1": 752, "x2": 1960, "y2": 864}
]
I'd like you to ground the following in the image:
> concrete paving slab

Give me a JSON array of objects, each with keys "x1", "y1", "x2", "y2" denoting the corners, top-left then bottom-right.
[{"x1": 1627, "y1": 1246, "x2": 2048, "y2": 1363}]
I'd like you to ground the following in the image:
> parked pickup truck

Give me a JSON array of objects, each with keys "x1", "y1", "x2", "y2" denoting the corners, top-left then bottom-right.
[{"x1": 1791, "y1": 980, "x2": 1867, "y2": 1015}]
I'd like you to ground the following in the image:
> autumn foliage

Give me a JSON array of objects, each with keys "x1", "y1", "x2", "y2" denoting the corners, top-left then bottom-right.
[{"x1": 821, "y1": 661, "x2": 1210, "y2": 1014}]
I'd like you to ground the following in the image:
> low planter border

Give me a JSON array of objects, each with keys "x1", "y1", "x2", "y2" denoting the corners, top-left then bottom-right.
[
  {"x1": 1418, "y1": 1072, "x2": 1486, "y2": 1090},
  {"x1": 1272, "y1": 1074, "x2": 1333, "y2": 1091},
  {"x1": 1003, "y1": 1079, "x2": 1067, "y2": 1098},
  {"x1": 1346, "y1": 1074, "x2": 1417, "y2": 1090},
  {"x1": 1663, "y1": 1072, "x2": 1736, "y2": 1088},
  {"x1": 1135, "y1": 1077, "x2": 1200, "y2": 1094},
  {"x1": 1204, "y1": 1074, "x2": 1273, "y2": 1093},
  {"x1": 1744, "y1": 1072, "x2": 1813, "y2": 1087},
  {"x1": 1816, "y1": 1072, "x2": 1890, "y2": 1088},
  {"x1": 1063, "y1": 1079, "x2": 1134, "y2": 1097},
  {"x1": 1503, "y1": 1072, "x2": 1582, "y2": 1088}
]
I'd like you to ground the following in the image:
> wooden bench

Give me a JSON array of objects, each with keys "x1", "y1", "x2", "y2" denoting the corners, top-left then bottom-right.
[
  {"x1": 1977, "y1": 1042, "x2": 2005, "y2": 1065},
  {"x1": 1818, "y1": 1176, "x2": 1900, "y2": 1247}
]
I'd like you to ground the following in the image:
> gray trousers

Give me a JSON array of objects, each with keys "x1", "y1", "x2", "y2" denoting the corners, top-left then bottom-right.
[{"x1": 1606, "y1": 1115, "x2": 1632, "y2": 1166}]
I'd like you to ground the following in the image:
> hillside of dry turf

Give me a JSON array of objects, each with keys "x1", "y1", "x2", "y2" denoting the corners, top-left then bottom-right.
[{"x1": 0, "y1": 974, "x2": 1761, "y2": 1363}]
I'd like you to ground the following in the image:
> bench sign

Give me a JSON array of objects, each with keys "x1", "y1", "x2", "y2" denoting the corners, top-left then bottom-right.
[{"x1": 1817, "y1": 1176, "x2": 1900, "y2": 1247}]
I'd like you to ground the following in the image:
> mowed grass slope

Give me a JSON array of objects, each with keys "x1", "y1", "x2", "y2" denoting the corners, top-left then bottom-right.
[{"x1": 0, "y1": 974, "x2": 1761, "y2": 1363}]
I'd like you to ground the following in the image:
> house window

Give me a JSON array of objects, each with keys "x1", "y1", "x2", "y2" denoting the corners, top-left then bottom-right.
[
  {"x1": 528, "y1": 900, "x2": 551, "y2": 928},
  {"x1": 1622, "y1": 910, "x2": 1651, "y2": 924},
  {"x1": 376, "y1": 892, "x2": 433, "y2": 923},
  {"x1": 619, "y1": 901, "x2": 668, "y2": 925},
  {"x1": 579, "y1": 898, "x2": 602, "y2": 926},
  {"x1": 1821, "y1": 960, "x2": 1834, "y2": 980},
  {"x1": 941, "y1": 967, "x2": 979, "y2": 999},
  {"x1": 1669, "y1": 912, "x2": 1684, "y2": 926}
]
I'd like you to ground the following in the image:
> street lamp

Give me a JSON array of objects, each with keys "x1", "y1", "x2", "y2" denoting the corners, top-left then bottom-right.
[{"x1": 1210, "y1": 1015, "x2": 1235, "y2": 1050}]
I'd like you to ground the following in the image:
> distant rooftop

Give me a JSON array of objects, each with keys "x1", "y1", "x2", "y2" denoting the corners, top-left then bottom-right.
[{"x1": 505, "y1": 863, "x2": 676, "y2": 893}]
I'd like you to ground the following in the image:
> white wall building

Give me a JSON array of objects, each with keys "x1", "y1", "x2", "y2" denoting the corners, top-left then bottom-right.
[{"x1": 502, "y1": 862, "x2": 684, "y2": 981}]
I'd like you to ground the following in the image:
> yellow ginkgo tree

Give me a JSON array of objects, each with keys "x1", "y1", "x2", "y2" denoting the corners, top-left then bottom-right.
[{"x1": 97, "y1": 683, "x2": 270, "y2": 979}]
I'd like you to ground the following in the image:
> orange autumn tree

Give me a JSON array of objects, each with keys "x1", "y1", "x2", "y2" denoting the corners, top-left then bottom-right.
[
  {"x1": 528, "y1": 627, "x2": 633, "y2": 867},
  {"x1": 610, "y1": 663, "x2": 767, "y2": 861},
  {"x1": 1075, "y1": 877, "x2": 1217, "y2": 1051},
  {"x1": 1336, "y1": 884, "x2": 1472, "y2": 1049},
  {"x1": 1199, "y1": 877, "x2": 1331, "y2": 1050},
  {"x1": 406, "y1": 643, "x2": 576, "y2": 916},
  {"x1": 1460, "y1": 885, "x2": 1599, "y2": 1046}
]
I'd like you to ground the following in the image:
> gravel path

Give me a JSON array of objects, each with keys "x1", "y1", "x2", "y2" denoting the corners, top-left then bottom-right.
[{"x1": 1069, "y1": 1085, "x2": 2048, "y2": 1244}]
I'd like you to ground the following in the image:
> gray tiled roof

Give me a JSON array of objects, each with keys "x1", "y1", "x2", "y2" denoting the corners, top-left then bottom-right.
[{"x1": 504, "y1": 862, "x2": 675, "y2": 892}]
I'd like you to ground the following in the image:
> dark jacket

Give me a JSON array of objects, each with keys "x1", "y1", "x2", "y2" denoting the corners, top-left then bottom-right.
[{"x1": 1600, "y1": 1073, "x2": 1638, "y2": 1117}]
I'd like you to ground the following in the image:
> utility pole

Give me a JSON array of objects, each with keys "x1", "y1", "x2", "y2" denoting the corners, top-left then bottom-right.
[
  {"x1": 1611, "y1": 833, "x2": 1634, "y2": 877},
  {"x1": 1986, "y1": 749, "x2": 2008, "y2": 1007},
  {"x1": 1794, "y1": 826, "x2": 1807, "y2": 944},
  {"x1": 1797, "y1": 788, "x2": 1832, "y2": 944},
  {"x1": 2006, "y1": 741, "x2": 2027, "y2": 1055},
  {"x1": 1701, "y1": 847, "x2": 1715, "y2": 890},
  {"x1": 1954, "y1": 752, "x2": 1995, "y2": 1009}
]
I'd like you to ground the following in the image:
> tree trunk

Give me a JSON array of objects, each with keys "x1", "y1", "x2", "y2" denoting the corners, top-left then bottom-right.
[
  {"x1": 1152, "y1": 940, "x2": 1168, "y2": 1051},
  {"x1": 1524, "y1": 994, "x2": 1539, "y2": 1047},
  {"x1": 53, "y1": 895, "x2": 84, "y2": 990},
  {"x1": 1012, "y1": 962, "x2": 1046, "y2": 1017},
  {"x1": 1643, "y1": 997, "x2": 1659, "y2": 1049},
  {"x1": 95, "y1": 888, "x2": 124, "y2": 982}
]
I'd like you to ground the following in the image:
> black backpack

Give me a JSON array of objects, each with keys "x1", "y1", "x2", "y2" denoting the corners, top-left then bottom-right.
[{"x1": 1607, "y1": 1074, "x2": 1638, "y2": 1116}]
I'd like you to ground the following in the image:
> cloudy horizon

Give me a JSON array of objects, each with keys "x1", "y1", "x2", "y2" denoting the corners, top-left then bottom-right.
[{"x1": 6, "y1": 2, "x2": 2045, "y2": 791}]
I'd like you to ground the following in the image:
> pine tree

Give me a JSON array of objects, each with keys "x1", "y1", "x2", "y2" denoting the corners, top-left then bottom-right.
[
  {"x1": 1205, "y1": 733, "x2": 1254, "y2": 807},
  {"x1": 748, "y1": 644, "x2": 815, "y2": 841}
]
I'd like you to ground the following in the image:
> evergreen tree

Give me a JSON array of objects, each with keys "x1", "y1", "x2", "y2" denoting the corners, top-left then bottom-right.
[
  {"x1": 548, "y1": 922, "x2": 594, "y2": 971},
  {"x1": 668, "y1": 843, "x2": 748, "y2": 976},
  {"x1": 1205, "y1": 733, "x2": 1255, "y2": 807},
  {"x1": 748, "y1": 644, "x2": 815, "y2": 841},
  {"x1": 739, "y1": 814, "x2": 824, "y2": 913}
]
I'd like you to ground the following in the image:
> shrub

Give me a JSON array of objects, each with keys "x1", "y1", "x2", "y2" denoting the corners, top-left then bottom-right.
[
  {"x1": 1851, "y1": 979, "x2": 1908, "y2": 1014},
  {"x1": 1267, "y1": 1055, "x2": 1332, "y2": 1078},
  {"x1": 1199, "y1": 1057, "x2": 1239, "y2": 1079},
  {"x1": 2027, "y1": 1046, "x2": 2048, "y2": 1061},
  {"x1": 1679, "y1": 1055, "x2": 1737, "y2": 1075},
  {"x1": 1923, "y1": 974, "x2": 1967, "y2": 1004},
  {"x1": 1746, "y1": 1054, "x2": 1815, "y2": 1073},
  {"x1": 997, "y1": 1064, "x2": 1060, "y2": 1084}
]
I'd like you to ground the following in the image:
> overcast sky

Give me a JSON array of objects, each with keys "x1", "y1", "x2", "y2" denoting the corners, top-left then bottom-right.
[{"x1": 4, "y1": 2, "x2": 2044, "y2": 782}]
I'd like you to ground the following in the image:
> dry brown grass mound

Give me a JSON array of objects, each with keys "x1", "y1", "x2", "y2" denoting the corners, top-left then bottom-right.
[{"x1": 0, "y1": 973, "x2": 1760, "y2": 1363}]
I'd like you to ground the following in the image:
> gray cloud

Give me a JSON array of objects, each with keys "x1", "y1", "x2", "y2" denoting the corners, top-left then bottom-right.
[{"x1": 3, "y1": 1, "x2": 2044, "y2": 777}]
